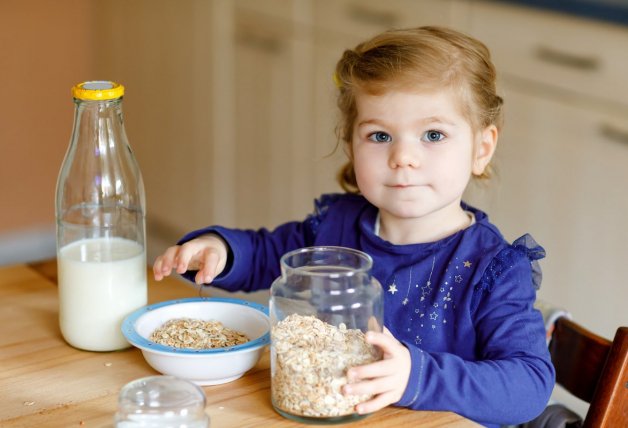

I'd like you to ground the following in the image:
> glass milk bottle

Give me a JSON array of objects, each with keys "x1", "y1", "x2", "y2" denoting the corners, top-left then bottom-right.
[
  {"x1": 56, "y1": 81, "x2": 147, "y2": 352},
  {"x1": 270, "y1": 247, "x2": 384, "y2": 424}
]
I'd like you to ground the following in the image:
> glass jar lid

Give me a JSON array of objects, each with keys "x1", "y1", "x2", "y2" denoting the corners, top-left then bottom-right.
[{"x1": 115, "y1": 375, "x2": 210, "y2": 427}]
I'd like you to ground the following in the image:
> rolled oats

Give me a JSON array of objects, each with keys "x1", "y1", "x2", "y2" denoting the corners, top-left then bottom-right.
[
  {"x1": 271, "y1": 314, "x2": 380, "y2": 418},
  {"x1": 149, "y1": 318, "x2": 249, "y2": 350}
]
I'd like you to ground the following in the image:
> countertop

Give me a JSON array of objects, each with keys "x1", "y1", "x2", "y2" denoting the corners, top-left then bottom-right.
[{"x1": 0, "y1": 260, "x2": 478, "y2": 427}]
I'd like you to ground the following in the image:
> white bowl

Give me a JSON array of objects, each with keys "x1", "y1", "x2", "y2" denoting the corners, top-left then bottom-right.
[{"x1": 122, "y1": 297, "x2": 270, "y2": 385}]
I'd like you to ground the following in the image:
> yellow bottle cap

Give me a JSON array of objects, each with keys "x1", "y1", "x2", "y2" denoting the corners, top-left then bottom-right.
[{"x1": 72, "y1": 81, "x2": 125, "y2": 101}]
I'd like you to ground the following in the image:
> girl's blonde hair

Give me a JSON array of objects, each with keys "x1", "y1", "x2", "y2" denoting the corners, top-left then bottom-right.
[{"x1": 334, "y1": 26, "x2": 503, "y2": 193}]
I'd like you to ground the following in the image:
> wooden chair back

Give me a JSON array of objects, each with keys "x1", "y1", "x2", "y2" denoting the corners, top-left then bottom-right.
[{"x1": 549, "y1": 317, "x2": 628, "y2": 427}]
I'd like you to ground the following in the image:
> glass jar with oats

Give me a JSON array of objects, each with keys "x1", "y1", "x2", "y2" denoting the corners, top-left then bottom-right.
[{"x1": 269, "y1": 247, "x2": 384, "y2": 424}]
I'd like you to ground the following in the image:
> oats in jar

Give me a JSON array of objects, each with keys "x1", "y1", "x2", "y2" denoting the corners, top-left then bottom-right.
[
  {"x1": 271, "y1": 314, "x2": 380, "y2": 418},
  {"x1": 150, "y1": 318, "x2": 249, "y2": 349}
]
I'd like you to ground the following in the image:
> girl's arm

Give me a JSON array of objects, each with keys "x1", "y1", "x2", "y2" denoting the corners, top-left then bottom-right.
[
  {"x1": 172, "y1": 193, "x2": 344, "y2": 291},
  {"x1": 397, "y1": 253, "x2": 555, "y2": 426},
  {"x1": 346, "y1": 251, "x2": 555, "y2": 427},
  {"x1": 176, "y1": 221, "x2": 311, "y2": 292}
]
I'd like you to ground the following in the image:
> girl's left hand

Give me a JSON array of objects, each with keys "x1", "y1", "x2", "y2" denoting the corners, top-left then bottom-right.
[{"x1": 343, "y1": 327, "x2": 411, "y2": 414}]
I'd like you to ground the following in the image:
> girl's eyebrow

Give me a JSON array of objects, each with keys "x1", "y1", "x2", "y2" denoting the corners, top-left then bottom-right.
[
  {"x1": 420, "y1": 116, "x2": 457, "y2": 126},
  {"x1": 356, "y1": 116, "x2": 457, "y2": 127},
  {"x1": 356, "y1": 118, "x2": 386, "y2": 127}
]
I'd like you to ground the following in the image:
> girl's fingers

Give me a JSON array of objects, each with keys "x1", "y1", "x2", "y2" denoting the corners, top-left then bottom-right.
[
  {"x1": 174, "y1": 244, "x2": 203, "y2": 274},
  {"x1": 355, "y1": 391, "x2": 399, "y2": 415},
  {"x1": 206, "y1": 248, "x2": 222, "y2": 280},
  {"x1": 153, "y1": 246, "x2": 180, "y2": 280},
  {"x1": 153, "y1": 256, "x2": 165, "y2": 280},
  {"x1": 348, "y1": 357, "x2": 397, "y2": 381},
  {"x1": 344, "y1": 373, "x2": 397, "y2": 397},
  {"x1": 196, "y1": 248, "x2": 222, "y2": 284},
  {"x1": 162, "y1": 246, "x2": 182, "y2": 272}
]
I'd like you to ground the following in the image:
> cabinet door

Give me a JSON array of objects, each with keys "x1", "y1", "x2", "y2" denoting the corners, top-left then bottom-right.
[
  {"x1": 465, "y1": 85, "x2": 628, "y2": 338},
  {"x1": 229, "y1": 8, "x2": 303, "y2": 229}
]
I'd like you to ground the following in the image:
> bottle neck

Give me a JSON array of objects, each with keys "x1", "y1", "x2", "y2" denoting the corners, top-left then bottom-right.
[
  {"x1": 73, "y1": 97, "x2": 124, "y2": 128},
  {"x1": 71, "y1": 97, "x2": 127, "y2": 149}
]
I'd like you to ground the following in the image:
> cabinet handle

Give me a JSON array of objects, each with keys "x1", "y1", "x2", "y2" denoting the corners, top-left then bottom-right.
[
  {"x1": 236, "y1": 32, "x2": 282, "y2": 54},
  {"x1": 346, "y1": 4, "x2": 398, "y2": 28},
  {"x1": 534, "y1": 45, "x2": 599, "y2": 72},
  {"x1": 599, "y1": 123, "x2": 628, "y2": 146}
]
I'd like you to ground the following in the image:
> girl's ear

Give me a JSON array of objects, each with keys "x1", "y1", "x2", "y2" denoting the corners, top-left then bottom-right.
[{"x1": 472, "y1": 124, "x2": 498, "y2": 176}]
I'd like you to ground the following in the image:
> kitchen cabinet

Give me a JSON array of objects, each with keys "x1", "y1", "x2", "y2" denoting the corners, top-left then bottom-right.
[
  {"x1": 463, "y1": 1, "x2": 628, "y2": 340},
  {"x1": 227, "y1": 3, "x2": 302, "y2": 228},
  {"x1": 466, "y1": 85, "x2": 628, "y2": 332}
]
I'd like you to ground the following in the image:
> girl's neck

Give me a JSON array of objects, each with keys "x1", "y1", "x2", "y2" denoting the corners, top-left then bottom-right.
[{"x1": 376, "y1": 207, "x2": 473, "y2": 245}]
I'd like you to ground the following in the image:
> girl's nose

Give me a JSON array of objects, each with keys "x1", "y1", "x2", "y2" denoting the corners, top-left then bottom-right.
[{"x1": 388, "y1": 141, "x2": 419, "y2": 168}]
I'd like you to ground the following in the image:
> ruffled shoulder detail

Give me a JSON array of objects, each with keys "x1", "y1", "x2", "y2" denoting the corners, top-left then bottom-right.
[
  {"x1": 512, "y1": 234, "x2": 546, "y2": 290},
  {"x1": 473, "y1": 234, "x2": 546, "y2": 307},
  {"x1": 305, "y1": 193, "x2": 345, "y2": 238},
  {"x1": 481, "y1": 233, "x2": 545, "y2": 290}
]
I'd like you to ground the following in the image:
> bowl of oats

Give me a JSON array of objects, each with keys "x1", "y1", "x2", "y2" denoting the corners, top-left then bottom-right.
[{"x1": 121, "y1": 297, "x2": 270, "y2": 385}]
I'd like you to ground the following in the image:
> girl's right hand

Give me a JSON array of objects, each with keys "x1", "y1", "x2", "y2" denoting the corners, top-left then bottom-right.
[{"x1": 153, "y1": 233, "x2": 229, "y2": 285}]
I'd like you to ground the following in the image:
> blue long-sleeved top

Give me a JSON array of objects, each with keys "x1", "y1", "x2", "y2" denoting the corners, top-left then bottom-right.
[{"x1": 178, "y1": 193, "x2": 555, "y2": 427}]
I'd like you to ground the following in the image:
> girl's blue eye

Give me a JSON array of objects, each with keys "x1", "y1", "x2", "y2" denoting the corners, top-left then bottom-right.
[
  {"x1": 368, "y1": 132, "x2": 392, "y2": 143},
  {"x1": 423, "y1": 130, "x2": 445, "y2": 143}
]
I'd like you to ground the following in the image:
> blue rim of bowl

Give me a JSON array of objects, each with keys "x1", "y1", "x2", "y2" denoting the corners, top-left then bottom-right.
[{"x1": 121, "y1": 297, "x2": 270, "y2": 355}]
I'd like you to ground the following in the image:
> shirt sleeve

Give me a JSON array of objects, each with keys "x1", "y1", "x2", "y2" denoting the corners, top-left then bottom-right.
[
  {"x1": 174, "y1": 194, "x2": 343, "y2": 292},
  {"x1": 396, "y1": 246, "x2": 555, "y2": 426}
]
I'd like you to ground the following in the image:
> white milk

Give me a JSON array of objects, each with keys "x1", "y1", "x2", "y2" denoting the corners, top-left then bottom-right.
[{"x1": 58, "y1": 237, "x2": 147, "y2": 351}]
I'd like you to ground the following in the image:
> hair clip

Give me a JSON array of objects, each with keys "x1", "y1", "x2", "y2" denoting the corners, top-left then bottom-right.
[{"x1": 332, "y1": 72, "x2": 342, "y2": 88}]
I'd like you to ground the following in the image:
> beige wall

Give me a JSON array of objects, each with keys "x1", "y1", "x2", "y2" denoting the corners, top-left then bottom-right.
[{"x1": 0, "y1": 0, "x2": 95, "y2": 234}]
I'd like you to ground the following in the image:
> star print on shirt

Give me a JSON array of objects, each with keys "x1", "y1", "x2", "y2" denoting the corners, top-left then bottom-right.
[
  {"x1": 421, "y1": 284, "x2": 432, "y2": 296},
  {"x1": 455, "y1": 275, "x2": 463, "y2": 283},
  {"x1": 463, "y1": 260, "x2": 472, "y2": 268},
  {"x1": 388, "y1": 284, "x2": 398, "y2": 294}
]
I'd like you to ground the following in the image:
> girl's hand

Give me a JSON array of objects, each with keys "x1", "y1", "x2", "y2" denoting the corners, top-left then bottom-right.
[
  {"x1": 152, "y1": 234, "x2": 228, "y2": 285},
  {"x1": 343, "y1": 327, "x2": 411, "y2": 414}
]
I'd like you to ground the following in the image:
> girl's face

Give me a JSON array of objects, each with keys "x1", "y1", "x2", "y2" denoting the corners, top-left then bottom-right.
[{"x1": 351, "y1": 88, "x2": 496, "y2": 243}]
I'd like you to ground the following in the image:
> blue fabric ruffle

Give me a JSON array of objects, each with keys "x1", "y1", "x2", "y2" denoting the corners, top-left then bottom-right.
[
  {"x1": 472, "y1": 234, "x2": 546, "y2": 312},
  {"x1": 512, "y1": 233, "x2": 546, "y2": 290},
  {"x1": 305, "y1": 193, "x2": 342, "y2": 238}
]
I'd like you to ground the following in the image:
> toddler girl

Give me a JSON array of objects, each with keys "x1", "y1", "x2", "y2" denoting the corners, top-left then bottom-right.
[{"x1": 153, "y1": 26, "x2": 555, "y2": 427}]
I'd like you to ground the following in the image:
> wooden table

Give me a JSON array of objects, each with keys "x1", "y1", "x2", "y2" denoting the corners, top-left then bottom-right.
[{"x1": 0, "y1": 260, "x2": 478, "y2": 428}]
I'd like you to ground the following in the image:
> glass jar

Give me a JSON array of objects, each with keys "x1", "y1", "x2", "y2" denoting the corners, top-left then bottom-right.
[
  {"x1": 56, "y1": 81, "x2": 147, "y2": 351},
  {"x1": 270, "y1": 246, "x2": 384, "y2": 424},
  {"x1": 115, "y1": 376, "x2": 210, "y2": 428}
]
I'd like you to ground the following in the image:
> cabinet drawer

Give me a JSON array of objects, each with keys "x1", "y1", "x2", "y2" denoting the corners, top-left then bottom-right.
[
  {"x1": 468, "y1": 1, "x2": 628, "y2": 106},
  {"x1": 235, "y1": 0, "x2": 296, "y2": 24},
  {"x1": 313, "y1": 0, "x2": 454, "y2": 41}
]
